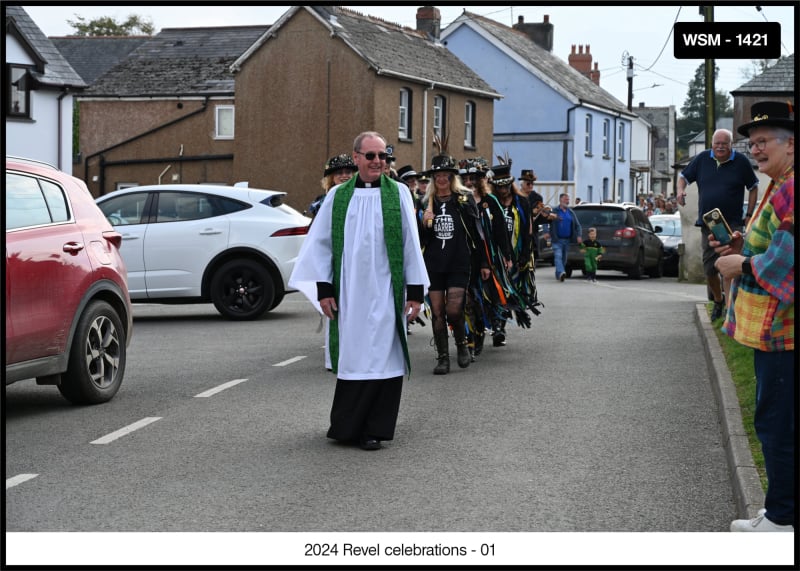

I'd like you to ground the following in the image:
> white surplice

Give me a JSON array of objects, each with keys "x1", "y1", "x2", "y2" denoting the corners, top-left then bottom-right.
[{"x1": 288, "y1": 179, "x2": 429, "y2": 380}]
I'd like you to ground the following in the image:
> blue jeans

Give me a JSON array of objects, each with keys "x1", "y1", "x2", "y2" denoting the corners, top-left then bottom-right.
[
  {"x1": 552, "y1": 238, "x2": 570, "y2": 278},
  {"x1": 753, "y1": 349, "x2": 795, "y2": 525}
]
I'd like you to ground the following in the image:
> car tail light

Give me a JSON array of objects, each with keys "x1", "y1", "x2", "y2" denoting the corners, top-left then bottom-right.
[
  {"x1": 614, "y1": 227, "x2": 637, "y2": 239},
  {"x1": 271, "y1": 226, "x2": 310, "y2": 237},
  {"x1": 102, "y1": 230, "x2": 123, "y2": 249}
]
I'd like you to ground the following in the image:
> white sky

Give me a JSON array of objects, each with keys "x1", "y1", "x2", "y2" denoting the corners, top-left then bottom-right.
[{"x1": 22, "y1": 4, "x2": 797, "y2": 112}]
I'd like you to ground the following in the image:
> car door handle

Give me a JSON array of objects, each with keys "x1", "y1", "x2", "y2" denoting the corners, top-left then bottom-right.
[
  {"x1": 120, "y1": 234, "x2": 140, "y2": 240},
  {"x1": 63, "y1": 242, "x2": 85, "y2": 254},
  {"x1": 199, "y1": 229, "x2": 222, "y2": 235}
]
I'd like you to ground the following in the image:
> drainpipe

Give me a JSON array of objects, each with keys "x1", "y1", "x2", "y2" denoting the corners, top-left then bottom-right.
[
  {"x1": 422, "y1": 83, "x2": 434, "y2": 170},
  {"x1": 57, "y1": 89, "x2": 69, "y2": 171}
]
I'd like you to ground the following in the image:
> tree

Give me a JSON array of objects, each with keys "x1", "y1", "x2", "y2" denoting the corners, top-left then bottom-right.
[
  {"x1": 67, "y1": 14, "x2": 154, "y2": 36},
  {"x1": 739, "y1": 58, "x2": 778, "y2": 81},
  {"x1": 675, "y1": 62, "x2": 732, "y2": 160}
]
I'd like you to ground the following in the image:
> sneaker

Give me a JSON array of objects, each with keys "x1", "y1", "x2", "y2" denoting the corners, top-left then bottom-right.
[
  {"x1": 559, "y1": 272, "x2": 566, "y2": 282},
  {"x1": 730, "y1": 513, "x2": 794, "y2": 532},
  {"x1": 710, "y1": 300, "x2": 725, "y2": 321}
]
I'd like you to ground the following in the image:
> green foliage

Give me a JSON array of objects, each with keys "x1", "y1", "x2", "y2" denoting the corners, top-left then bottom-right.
[
  {"x1": 708, "y1": 302, "x2": 766, "y2": 491},
  {"x1": 675, "y1": 63, "x2": 733, "y2": 159},
  {"x1": 67, "y1": 14, "x2": 154, "y2": 36}
]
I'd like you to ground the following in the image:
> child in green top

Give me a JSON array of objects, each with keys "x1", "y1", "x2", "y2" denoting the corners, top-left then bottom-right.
[{"x1": 580, "y1": 227, "x2": 605, "y2": 283}]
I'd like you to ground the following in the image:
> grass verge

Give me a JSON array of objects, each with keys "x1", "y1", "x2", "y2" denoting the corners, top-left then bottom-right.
[{"x1": 707, "y1": 302, "x2": 767, "y2": 491}]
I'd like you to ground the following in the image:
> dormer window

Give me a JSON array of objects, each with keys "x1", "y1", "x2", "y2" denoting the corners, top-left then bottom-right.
[{"x1": 6, "y1": 65, "x2": 32, "y2": 119}]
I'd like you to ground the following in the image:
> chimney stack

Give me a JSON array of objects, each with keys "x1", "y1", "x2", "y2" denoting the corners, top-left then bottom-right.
[
  {"x1": 416, "y1": 6, "x2": 441, "y2": 40},
  {"x1": 512, "y1": 14, "x2": 553, "y2": 52},
  {"x1": 568, "y1": 44, "x2": 601, "y2": 86}
]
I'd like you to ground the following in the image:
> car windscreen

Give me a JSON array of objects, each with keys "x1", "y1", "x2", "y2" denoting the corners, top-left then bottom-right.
[{"x1": 574, "y1": 209, "x2": 627, "y2": 227}]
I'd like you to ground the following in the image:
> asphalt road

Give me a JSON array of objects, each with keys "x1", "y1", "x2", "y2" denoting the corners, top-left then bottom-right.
[{"x1": 6, "y1": 269, "x2": 769, "y2": 565}]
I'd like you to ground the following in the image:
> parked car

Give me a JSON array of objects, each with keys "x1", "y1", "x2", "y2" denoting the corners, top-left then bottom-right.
[
  {"x1": 95, "y1": 184, "x2": 311, "y2": 320},
  {"x1": 650, "y1": 213, "x2": 682, "y2": 276},
  {"x1": 534, "y1": 221, "x2": 553, "y2": 266},
  {"x1": 565, "y1": 202, "x2": 664, "y2": 279},
  {"x1": 5, "y1": 156, "x2": 133, "y2": 404}
]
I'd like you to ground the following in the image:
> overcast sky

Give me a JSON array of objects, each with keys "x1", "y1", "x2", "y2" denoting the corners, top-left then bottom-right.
[{"x1": 22, "y1": 4, "x2": 797, "y2": 112}]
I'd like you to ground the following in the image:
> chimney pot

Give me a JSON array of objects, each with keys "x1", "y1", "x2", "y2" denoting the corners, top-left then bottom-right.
[
  {"x1": 544, "y1": 14, "x2": 549, "y2": 23},
  {"x1": 518, "y1": 15, "x2": 524, "y2": 24}
]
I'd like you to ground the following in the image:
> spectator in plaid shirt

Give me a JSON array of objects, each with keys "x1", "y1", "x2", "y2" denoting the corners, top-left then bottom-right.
[{"x1": 712, "y1": 101, "x2": 794, "y2": 533}]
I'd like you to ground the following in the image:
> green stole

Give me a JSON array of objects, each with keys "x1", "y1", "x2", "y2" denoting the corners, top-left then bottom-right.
[{"x1": 329, "y1": 174, "x2": 410, "y2": 375}]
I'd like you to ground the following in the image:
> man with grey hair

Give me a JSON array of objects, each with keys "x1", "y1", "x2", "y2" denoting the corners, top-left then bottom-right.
[
  {"x1": 289, "y1": 131, "x2": 429, "y2": 451},
  {"x1": 676, "y1": 128, "x2": 758, "y2": 320}
]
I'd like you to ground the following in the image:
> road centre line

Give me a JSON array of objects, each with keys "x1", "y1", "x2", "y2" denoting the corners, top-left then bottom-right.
[
  {"x1": 6, "y1": 474, "x2": 38, "y2": 489},
  {"x1": 273, "y1": 356, "x2": 306, "y2": 367},
  {"x1": 90, "y1": 417, "x2": 162, "y2": 445},
  {"x1": 194, "y1": 378, "x2": 248, "y2": 398}
]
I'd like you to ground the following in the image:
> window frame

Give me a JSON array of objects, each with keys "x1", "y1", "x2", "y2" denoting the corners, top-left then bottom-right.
[
  {"x1": 617, "y1": 123, "x2": 626, "y2": 160},
  {"x1": 464, "y1": 100, "x2": 476, "y2": 148},
  {"x1": 584, "y1": 114, "x2": 593, "y2": 156},
  {"x1": 433, "y1": 95, "x2": 446, "y2": 140},
  {"x1": 214, "y1": 105, "x2": 235, "y2": 140},
  {"x1": 6, "y1": 64, "x2": 33, "y2": 119},
  {"x1": 399, "y1": 88, "x2": 412, "y2": 141},
  {"x1": 602, "y1": 119, "x2": 611, "y2": 158}
]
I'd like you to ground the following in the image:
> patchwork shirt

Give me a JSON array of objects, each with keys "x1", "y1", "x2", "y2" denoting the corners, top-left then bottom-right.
[{"x1": 722, "y1": 166, "x2": 794, "y2": 352}]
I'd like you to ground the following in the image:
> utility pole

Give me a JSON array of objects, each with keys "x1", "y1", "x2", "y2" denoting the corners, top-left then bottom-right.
[
  {"x1": 627, "y1": 55, "x2": 634, "y2": 111},
  {"x1": 702, "y1": 5, "x2": 716, "y2": 148}
]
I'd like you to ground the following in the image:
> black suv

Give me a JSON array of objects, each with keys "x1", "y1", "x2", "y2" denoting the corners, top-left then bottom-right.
[{"x1": 565, "y1": 203, "x2": 663, "y2": 279}]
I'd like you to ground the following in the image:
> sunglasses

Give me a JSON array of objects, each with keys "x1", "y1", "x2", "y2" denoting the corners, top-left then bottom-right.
[{"x1": 356, "y1": 151, "x2": 388, "y2": 161}]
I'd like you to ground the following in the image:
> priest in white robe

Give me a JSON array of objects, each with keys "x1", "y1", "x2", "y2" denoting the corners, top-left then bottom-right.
[{"x1": 289, "y1": 131, "x2": 429, "y2": 450}]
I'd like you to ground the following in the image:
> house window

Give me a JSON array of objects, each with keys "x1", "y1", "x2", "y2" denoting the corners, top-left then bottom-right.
[
  {"x1": 617, "y1": 123, "x2": 625, "y2": 159},
  {"x1": 215, "y1": 105, "x2": 234, "y2": 139},
  {"x1": 584, "y1": 114, "x2": 592, "y2": 155},
  {"x1": 602, "y1": 119, "x2": 610, "y2": 157},
  {"x1": 618, "y1": 179, "x2": 625, "y2": 201},
  {"x1": 464, "y1": 101, "x2": 476, "y2": 148},
  {"x1": 602, "y1": 177, "x2": 609, "y2": 201},
  {"x1": 399, "y1": 88, "x2": 412, "y2": 140},
  {"x1": 433, "y1": 95, "x2": 446, "y2": 140},
  {"x1": 6, "y1": 65, "x2": 32, "y2": 118}
]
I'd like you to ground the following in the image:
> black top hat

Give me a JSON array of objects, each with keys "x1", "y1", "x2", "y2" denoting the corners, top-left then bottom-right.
[
  {"x1": 488, "y1": 164, "x2": 514, "y2": 186},
  {"x1": 425, "y1": 154, "x2": 459, "y2": 175},
  {"x1": 324, "y1": 153, "x2": 355, "y2": 176},
  {"x1": 397, "y1": 165, "x2": 418, "y2": 180},
  {"x1": 737, "y1": 101, "x2": 796, "y2": 136},
  {"x1": 519, "y1": 169, "x2": 537, "y2": 182}
]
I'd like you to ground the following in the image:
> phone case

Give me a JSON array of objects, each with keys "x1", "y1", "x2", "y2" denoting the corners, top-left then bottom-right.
[{"x1": 703, "y1": 208, "x2": 733, "y2": 245}]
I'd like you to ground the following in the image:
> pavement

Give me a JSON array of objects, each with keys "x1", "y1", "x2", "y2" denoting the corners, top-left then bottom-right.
[{"x1": 694, "y1": 302, "x2": 765, "y2": 519}]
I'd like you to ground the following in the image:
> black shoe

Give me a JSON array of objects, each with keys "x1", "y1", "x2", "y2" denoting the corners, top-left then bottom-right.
[
  {"x1": 559, "y1": 272, "x2": 566, "y2": 282},
  {"x1": 710, "y1": 300, "x2": 725, "y2": 321},
  {"x1": 492, "y1": 332, "x2": 506, "y2": 347},
  {"x1": 359, "y1": 437, "x2": 381, "y2": 451},
  {"x1": 473, "y1": 334, "x2": 484, "y2": 356}
]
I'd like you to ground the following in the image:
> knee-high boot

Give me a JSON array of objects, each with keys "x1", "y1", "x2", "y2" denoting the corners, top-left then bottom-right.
[{"x1": 433, "y1": 331, "x2": 450, "y2": 375}]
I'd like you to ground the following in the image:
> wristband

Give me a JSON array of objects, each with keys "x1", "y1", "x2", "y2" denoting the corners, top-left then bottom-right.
[{"x1": 741, "y1": 257, "x2": 753, "y2": 275}]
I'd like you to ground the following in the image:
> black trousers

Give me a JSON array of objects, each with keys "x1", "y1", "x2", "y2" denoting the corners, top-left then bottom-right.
[{"x1": 326, "y1": 376, "x2": 403, "y2": 442}]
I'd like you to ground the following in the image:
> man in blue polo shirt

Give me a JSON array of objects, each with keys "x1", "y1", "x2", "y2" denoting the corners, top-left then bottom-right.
[{"x1": 677, "y1": 128, "x2": 759, "y2": 320}]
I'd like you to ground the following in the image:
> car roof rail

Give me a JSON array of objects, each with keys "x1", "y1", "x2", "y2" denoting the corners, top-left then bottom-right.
[{"x1": 6, "y1": 155, "x2": 59, "y2": 170}]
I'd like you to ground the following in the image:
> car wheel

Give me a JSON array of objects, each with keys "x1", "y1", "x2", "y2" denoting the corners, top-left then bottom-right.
[
  {"x1": 627, "y1": 250, "x2": 645, "y2": 280},
  {"x1": 58, "y1": 300, "x2": 126, "y2": 405},
  {"x1": 648, "y1": 252, "x2": 664, "y2": 278},
  {"x1": 211, "y1": 259, "x2": 275, "y2": 320}
]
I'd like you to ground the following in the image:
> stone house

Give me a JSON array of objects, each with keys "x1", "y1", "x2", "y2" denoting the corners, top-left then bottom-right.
[{"x1": 74, "y1": 6, "x2": 500, "y2": 212}]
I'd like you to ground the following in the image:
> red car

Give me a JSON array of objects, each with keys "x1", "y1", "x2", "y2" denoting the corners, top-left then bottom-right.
[{"x1": 5, "y1": 156, "x2": 133, "y2": 404}]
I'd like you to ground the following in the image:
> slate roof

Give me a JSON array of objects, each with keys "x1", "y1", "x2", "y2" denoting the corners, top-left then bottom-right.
[
  {"x1": 232, "y1": 6, "x2": 500, "y2": 99},
  {"x1": 51, "y1": 36, "x2": 148, "y2": 84},
  {"x1": 84, "y1": 25, "x2": 270, "y2": 97},
  {"x1": 449, "y1": 11, "x2": 632, "y2": 116},
  {"x1": 4, "y1": 5, "x2": 87, "y2": 89},
  {"x1": 730, "y1": 54, "x2": 795, "y2": 94}
]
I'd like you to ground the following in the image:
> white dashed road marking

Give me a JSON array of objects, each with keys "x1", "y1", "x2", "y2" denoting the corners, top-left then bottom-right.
[
  {"x1": 90, "y1": 417, "x2": 162, "y2": 445},
  {"x1": 273, "y1": 356, "x2": 306, "y2": 367},
  {"x1": 6, "y1": 474, "x2": 38, "y2": 489},
  {"x1": 194, "y1": 378, "x2": 248, "y2": 398}
]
